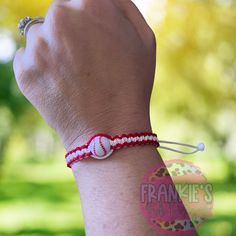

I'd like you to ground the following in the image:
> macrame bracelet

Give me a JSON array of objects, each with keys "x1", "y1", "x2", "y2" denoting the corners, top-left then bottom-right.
[{"x1": 65, "y1": 133, "x2": 159, "y2": 168}]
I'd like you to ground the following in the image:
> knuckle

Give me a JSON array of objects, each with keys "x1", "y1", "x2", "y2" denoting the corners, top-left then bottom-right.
[
  {"x1": 31, "y1": 37, "x2": 49, "y2": 68},
  {"x1": 51, "y1": 4, "x2": 70, "y2": 28},
  {"x1": 53, "y1": 5, "x2": 66, "y2": 20},
  {"x1": 35, "y1": 36, "x2": 48, "y2": 52},
  {"x1": 49, "y1": 4, "x2": 84, "y2": 35}
]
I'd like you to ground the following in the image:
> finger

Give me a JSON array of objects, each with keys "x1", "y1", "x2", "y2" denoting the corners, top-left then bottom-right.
[
  {"x1": 45, "y1": 0, "x2": 71, "y2": 23},
  {"x1": 69, "y1": 0, "x2": 83, "y2": 8},
  {"x1": 114, "y1": 0, "x2": 154, "y2": 42},
  {"x1": 25, "y1": 23, "x2": 42, "y2": 43},
  {"x1": 44, "y1": 0, "x2": 76, "y2": 38},
  {"x1": 70, "y1": 0, "x2": 112, "y2": 11},
  {"x1": 53, "y1": 0, "x2": 71, "y2": 4},
  {"x1": 13, "y1": 48, "x2": 25, "y2": 79}
]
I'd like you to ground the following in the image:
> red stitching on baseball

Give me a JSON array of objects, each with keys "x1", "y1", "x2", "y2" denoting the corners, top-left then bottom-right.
[
  {"x1": 93, "y1": 140, "x2": 98, "y2": 157},
  {"x1": 99, "y1": 136, "x2": 107, "y2": 156}
]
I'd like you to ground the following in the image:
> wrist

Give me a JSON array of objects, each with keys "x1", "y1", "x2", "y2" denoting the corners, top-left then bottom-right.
[{"x1": 63, "y1": 113, "x2": 152, "y2": 152}]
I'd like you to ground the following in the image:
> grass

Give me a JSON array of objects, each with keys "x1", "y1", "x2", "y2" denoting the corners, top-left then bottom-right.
[
  {"x1": 0, "y1": 157, "x2": 85, "y2": 236},
  {"x1": 0, "y1": 155, "x2": 235, "y2": 236}
]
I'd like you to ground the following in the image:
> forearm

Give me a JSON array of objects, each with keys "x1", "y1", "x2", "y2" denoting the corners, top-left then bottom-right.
[
  {"x1": 71, "y1": 136, "x2": 198, "y2": 236},
  {"x1": 72, "y1": 145, "x2": 162, "y2": 236}
]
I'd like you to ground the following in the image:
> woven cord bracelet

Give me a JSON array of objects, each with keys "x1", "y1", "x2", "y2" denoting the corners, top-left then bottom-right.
[
  {"x1": 65, "y1": 133, "x2": 159, "y2": 168},
  {"x1": 65, "y1": 133, "x2": 205, "y2": 168}
]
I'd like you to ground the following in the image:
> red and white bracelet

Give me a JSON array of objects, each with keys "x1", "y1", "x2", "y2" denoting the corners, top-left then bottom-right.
[{"x1": 65, "y1": 133, "x2": 159, "y2": 168}]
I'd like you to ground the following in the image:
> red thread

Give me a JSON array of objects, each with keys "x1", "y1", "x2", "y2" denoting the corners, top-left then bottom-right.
[
  {"x1": 65, "y1": 144, "x2": 88, "y2": 158},
  {"x1": 67, "y1": 152, "x2": 91, "y2": 168},
  {"x1": 112, "y1": 132, "x2": 156, "y2": 140}
]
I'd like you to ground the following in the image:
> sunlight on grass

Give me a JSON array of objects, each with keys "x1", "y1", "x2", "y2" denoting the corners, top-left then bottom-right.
[
  {"x1": 200, "y1": 221, "x2": 233, "y2": 236},
  {"x1": 0, "y1": 157, "x2": 84, "y2": 235},
  {"x1": 214, "y1": 193, "x2": 236, "y2": 216},
  {"x1": 0, "y1": 202, "x2": 84, "y2": 230},
  {"x1": 4, "y1": 159, "x2": 73, "y2": 183}
]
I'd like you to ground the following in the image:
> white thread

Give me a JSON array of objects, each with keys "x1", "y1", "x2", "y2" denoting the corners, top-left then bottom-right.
[
  {"x1": 159, "y1": 140, "x2": 205, "y2": 155},
  {"x1": 68, "y1": 155, "x2": 74, "y2": 161},
  {"x1": 115, "y1": 139, "x2": 119, "y2": 144},
  {"x1": 123, "y1": 137, "x2": 128, "y2": 142}
]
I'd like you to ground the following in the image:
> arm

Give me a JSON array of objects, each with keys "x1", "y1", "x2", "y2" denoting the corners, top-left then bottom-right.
[
  {"x1": 72, "y1": 143, "x2": 164, "y2": 235},
  {"x1": 13, "y1": 0, "x2": 197, "y2": 235}
]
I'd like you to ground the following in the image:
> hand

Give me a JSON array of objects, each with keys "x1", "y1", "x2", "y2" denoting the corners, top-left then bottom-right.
[{"x1": 13, "y1": 0, "x2": 156, "y2": 150}]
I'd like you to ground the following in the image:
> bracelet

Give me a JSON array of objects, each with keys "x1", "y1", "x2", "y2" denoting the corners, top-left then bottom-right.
[{"x1": 65, "y1": 132, "x2": 159, "y2": 168}]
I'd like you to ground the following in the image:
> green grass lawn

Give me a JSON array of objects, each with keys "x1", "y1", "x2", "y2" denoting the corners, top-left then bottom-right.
[
  {"x1": 0, "y1": 156, "x2": 235, "y2": 236},
  {"x1": 198, "y1": 182, "x2": 236, "y2": 236},
  {"x1": 0, "y1": 157, "x2": 85, "y2": 236}
]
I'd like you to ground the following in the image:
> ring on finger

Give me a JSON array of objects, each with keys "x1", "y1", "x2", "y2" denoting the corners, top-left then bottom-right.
[{"x1": 18, "y1": 16, "x2": 45, "y2": 37}]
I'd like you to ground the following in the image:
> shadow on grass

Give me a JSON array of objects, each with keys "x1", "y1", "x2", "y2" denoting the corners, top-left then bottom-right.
[
  {"x1": 210, "y1": 182, "x2": 236, "y2": 194},
  {"x1": 0, "y1": 181, "x2": 78, "y2": 203},
  {"x1": 1, "y1": 180, "x2": 235, "y2": 203},
  {"x1": 0, "y1": 181, "x2": 235, "y2": 236},
  {"x1": 1, "y1": 216, "x2": 234, "y2": 236},
  {"x1": 0, "y1": 228, "x2": 85, "y2": 236},
  {"x1": 198, "y1": 215, "x2": 236, "y2": 236}
]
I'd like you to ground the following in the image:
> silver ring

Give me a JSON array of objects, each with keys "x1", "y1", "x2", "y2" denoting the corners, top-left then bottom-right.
[{"x1": 18, "y1": 16, "x2": 45, "y2": 37}]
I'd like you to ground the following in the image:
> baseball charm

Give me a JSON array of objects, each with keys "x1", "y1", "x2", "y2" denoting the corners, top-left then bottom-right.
[{"x1": 88, "y1": 135, "x2": 113, "y2": 160}]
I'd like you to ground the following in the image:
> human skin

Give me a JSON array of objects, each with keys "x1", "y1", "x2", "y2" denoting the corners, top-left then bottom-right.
[{"x1": 13, "y1": 0, "x2": 197, "y2": 235}]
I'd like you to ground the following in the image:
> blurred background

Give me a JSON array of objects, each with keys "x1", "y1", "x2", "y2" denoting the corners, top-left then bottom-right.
[{"x1": 0, "y1": 0, "x2": 235, "y2": 235}]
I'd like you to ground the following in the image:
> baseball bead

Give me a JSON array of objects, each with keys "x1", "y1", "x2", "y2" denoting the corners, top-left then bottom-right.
[{"x1": 88, "y1": 135, "x2": 113, "y2": 159}]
